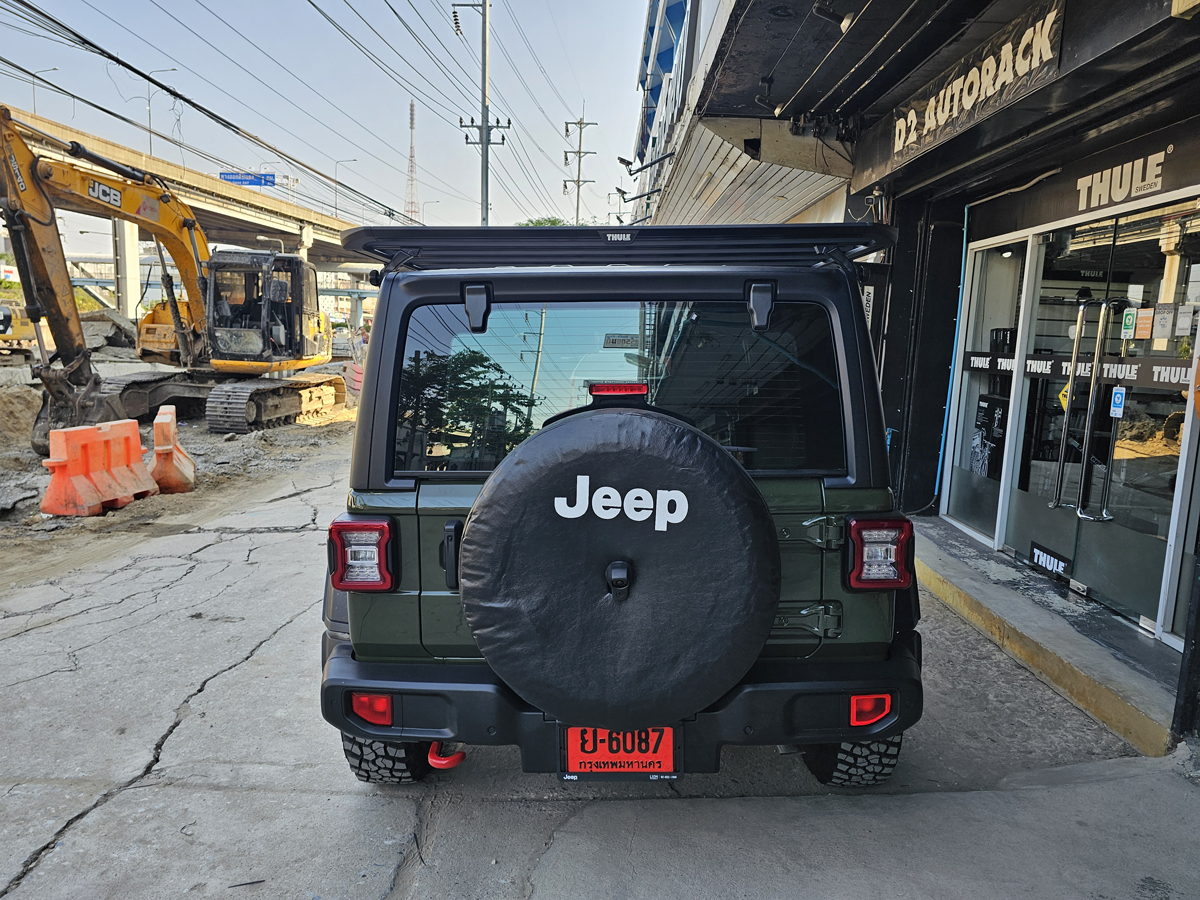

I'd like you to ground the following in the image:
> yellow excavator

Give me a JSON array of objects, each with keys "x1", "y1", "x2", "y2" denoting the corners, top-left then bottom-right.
[
  {"x1": 0, "y1": 106, "x2": 344, "y2": 454},
  {"x1": 0, "y1": 300, "x2": 37, "y2": 364}
]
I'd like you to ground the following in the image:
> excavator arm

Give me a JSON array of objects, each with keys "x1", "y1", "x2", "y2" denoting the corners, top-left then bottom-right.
[
  {"x1": 0, "y1": 109, "x2": 89, "y2": 378},
  {"x1": 35, "y1": 157, "x2": 210, "y2": 326}
]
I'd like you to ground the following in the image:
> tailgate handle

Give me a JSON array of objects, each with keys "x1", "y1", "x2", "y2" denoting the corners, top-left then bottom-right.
[
  {"x1": 462, "y1": 283, "x2": 491, "y2": 333},
  {"x1": 443, "y1": 519, "x2": 464, "y2": 589},
  {"x1": 746, "y1": 282, "x2": 774, "y2": 331}
]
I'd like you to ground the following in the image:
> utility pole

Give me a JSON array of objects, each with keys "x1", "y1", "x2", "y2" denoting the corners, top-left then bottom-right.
[
  {"x1": 564, "y1": 111, "x2": 597, "y2": 226},
  {"x1": 525, "y1": 305, "x2": 546, "y2": 422},
  {"x1": 456, "y1": 2, "x2": 510, "y2": 225}
]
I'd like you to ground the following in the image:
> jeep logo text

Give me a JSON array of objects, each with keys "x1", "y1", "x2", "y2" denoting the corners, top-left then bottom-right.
[{"x1": 554, "y1": 475, "x2": 688, "y2": 531}]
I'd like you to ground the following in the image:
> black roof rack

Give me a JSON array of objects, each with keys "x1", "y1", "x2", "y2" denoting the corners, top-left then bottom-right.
[{"x1": 341, "y1": 223, "x2": 895, "y2": 271}]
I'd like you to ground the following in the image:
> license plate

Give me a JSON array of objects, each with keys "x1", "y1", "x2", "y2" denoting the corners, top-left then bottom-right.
[{"x1": 564, "y1": 726, "x2": 674, "y2": 775}]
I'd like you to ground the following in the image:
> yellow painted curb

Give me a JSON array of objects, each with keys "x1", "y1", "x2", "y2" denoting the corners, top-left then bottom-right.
[{"x1": 916, "y1": 557, "x2": 1174, "y2": 757}]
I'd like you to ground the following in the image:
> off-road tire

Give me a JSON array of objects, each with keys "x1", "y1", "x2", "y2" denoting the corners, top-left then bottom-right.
[
  {"x1": 341, "y1": 733, "x2": 432, "y2": 783},
  {"x1": 802, "y1": 733, "x2": 902, "y2": 786}
]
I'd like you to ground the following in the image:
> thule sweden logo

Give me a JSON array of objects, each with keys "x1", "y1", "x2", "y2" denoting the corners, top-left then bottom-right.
[{"x1": 554, "y1": 475, "x2": 688, "y2": 531}]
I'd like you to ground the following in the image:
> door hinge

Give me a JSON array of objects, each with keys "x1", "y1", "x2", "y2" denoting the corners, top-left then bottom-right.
[
  {"x1": 797, "y1": 515, "x2": 845, "y2": 549},
  {"x1": 773, "y1": 601, "x2": 843, "y2": 638}
]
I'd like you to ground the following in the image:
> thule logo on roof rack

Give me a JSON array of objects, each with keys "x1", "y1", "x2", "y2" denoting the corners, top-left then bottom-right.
[{"x1": 603, "y1": 231, "x2": 634, "y2": 242}]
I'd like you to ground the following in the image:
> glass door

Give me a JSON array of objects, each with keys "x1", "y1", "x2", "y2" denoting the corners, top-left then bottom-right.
[
  {"x1": 945, "y1": 241, "x2": 1026, "y2": 537},
  {"x1": 1005, "y1": 202, "x2": 1200, "y2": 624}
]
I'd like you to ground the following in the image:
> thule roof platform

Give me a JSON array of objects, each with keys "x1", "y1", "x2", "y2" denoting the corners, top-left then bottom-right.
[{"x1": 342, "y1": 223, "x2": 896, "y2": 272}]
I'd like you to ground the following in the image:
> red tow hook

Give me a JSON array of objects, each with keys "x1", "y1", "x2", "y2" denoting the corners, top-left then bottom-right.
[{"x1": 428, "y1": 741, "x2": 466, "y2": 770}]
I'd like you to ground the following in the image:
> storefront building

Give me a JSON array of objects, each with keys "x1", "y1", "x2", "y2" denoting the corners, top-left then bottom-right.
[
  {"x1": 942, "y1": 129, "x2": 1200, "y2": 649},
  {"x1": 628, "y1": 0, "x2": 1200, "y2": 667},
  {"x1": 845, "y1": 1, "x2": 1200, "y2": 654}
]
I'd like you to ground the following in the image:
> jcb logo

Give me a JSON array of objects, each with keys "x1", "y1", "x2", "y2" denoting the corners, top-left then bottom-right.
[
  {"x1": 88, "y1": 180, "x2": 121, "y2": 207},
  {"x1": 7, "y1": 152, "x2": 25, "y2": 192}
]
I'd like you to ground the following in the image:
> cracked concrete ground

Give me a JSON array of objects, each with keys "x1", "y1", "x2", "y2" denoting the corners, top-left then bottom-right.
[{"x1": 2, "y1": 426, "x2": 1199, "y2": 899}]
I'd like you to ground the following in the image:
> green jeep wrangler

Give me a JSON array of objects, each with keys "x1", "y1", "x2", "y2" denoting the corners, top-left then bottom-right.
[{"x1": 320, "y1": 224, "x2": 922, "y2": 785}]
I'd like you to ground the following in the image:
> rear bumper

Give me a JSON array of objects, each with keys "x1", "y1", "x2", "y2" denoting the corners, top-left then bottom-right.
[{"x1": 321, "y1": 631, "x2": 922, "y2": 774}]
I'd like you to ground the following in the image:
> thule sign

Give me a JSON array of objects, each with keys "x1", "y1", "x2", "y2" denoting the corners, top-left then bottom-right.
[{"x1": 1030, "y1": 542, "x2": 1071, "y2": 579}]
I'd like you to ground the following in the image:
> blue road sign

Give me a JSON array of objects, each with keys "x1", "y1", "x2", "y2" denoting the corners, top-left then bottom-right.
[
  {"x1": 219, "y1": 172, "x2": 276, "y2": 187},
  {"x1": 1110, "y1": 385, "x2": 1126, "y2": 418}
]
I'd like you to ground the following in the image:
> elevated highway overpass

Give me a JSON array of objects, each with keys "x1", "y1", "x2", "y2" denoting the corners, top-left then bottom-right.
[{"x1": 4, "y1": 105, "x2": 406, "y2": 268}]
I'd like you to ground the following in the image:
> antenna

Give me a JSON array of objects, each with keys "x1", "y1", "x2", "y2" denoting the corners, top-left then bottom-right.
[{"x1": 405, "y1": 100, "x2": 420, "y2": 223}]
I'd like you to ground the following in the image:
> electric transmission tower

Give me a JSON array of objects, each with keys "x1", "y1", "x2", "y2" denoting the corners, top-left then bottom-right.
[
  {"x1": 564, "y1": 113, "x2": 597, "y2": 226},
  {"x1": 404, "y1": 100, "x2": 420, "y2": 223}
]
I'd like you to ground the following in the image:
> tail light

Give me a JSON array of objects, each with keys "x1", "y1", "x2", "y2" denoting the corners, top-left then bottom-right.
[
  {"x1": 329, "y1": 516, "x2": 393, "y2": 591},
  {"x1": 589, "y1": 382, "x2": 648, "y2": 397},
  {"x1": 351, "y1": 692, "x2": 393, "y2": 725},
  {"x1": 846, "y1": 517, "x2": 913, "y2": 590},
  {"x1": 850, "y1": 693, "x2": 892, "y2": 726}
]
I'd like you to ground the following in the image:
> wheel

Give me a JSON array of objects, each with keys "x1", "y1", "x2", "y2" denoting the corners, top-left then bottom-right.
[
  {"x1": 802, "y1": 733, "x2": 903, "y2": 786},
  {"x1": 341, "y1": 733, "x2": 432, "y2": 783}
]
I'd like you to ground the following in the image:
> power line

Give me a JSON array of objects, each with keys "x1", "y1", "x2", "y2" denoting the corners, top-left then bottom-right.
[
  {"x1": 180, "y1": 0, "x2": 470, "y2": 205},
  {"x1": 1, "y1": 0, "x2": 414, "y2": 222},
  {"x1": 541, "y1": 0, "x2": 585, "y2": 99},
  {"x1": 181, "y1": 0, "x2": 475, "y2": 204},
  {"x1": 303, "y1": 0, "x2": 464, "y2": 124},
  {"x1": 378, "y1": 0, "x2": 479, "y2": 110},
  {"x1": 0, "y1": 60, "x2": 365, "y2": 221},
  {"x1": 398, "y1": 0, "x2": 478, "y2": 86},
  {"x1": 337, "y1": 0, "x2": 475, "y2": 115},
  {"x1": 499, "y1": 0, "x2": 577, "y2": 118}
]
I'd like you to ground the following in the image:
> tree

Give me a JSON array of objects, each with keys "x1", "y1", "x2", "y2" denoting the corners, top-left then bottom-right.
[
  {"x1": 515, "y1": 216, "x2": 570, "y2": 227},
  {"x1": 398, "y1": 348, "x2": 537, "y2": 469}
]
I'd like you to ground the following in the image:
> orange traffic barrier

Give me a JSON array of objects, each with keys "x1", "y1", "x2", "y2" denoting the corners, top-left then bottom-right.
[
  {"x1": 41, "y1": 419, "x2": 159, "y2": 516},
  {"x1": 343, "y1": 360, "x2": 363, "y2": 394},
  {"x1": 150, "y1": 405, "x2": 196, "y2": 494}
]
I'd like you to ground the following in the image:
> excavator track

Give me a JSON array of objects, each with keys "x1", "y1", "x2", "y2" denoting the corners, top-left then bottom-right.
[{"x1": 204, "y1": 372, "x2": 346, "y2": 433}]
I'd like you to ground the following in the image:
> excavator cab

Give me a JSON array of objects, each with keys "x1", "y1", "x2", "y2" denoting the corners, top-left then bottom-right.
[{"x1": 205, "y1": 251, "x2": 329, "y2": 366}]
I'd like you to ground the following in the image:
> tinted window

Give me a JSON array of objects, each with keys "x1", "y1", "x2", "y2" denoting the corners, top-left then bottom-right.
[{"x1": 394, "y1": 300, "x2": 845, "y2": 474}]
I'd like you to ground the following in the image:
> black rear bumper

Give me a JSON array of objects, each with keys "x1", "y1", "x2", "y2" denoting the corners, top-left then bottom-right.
[{"x1": 321, "y1": 631, "x2": 922, "y2": 774}]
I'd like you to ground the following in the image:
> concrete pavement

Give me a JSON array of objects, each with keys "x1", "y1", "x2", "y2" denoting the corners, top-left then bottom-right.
[{"x1": 1, "y1": 433, "x2": 1197, "y2": 899}]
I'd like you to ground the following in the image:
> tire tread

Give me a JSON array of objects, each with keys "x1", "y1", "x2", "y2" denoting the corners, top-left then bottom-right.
[
  {"x1": 341, "y1": 733, "x2": 432, "y2": 783},
  {"x1": 803, "y1": 733, "x2": 902, "y2": 786}
]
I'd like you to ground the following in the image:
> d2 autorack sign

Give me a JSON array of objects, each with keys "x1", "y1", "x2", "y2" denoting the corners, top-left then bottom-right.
[{"x1": 891, "y1": 0, "x2": 1063, "y2": 165}]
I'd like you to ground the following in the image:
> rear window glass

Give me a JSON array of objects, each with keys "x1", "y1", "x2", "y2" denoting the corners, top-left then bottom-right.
[{"x1": 393, "y1": 300, "x2": 845, "y2": 474}]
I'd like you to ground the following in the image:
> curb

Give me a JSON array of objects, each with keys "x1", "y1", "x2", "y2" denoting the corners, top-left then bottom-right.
[{"x1": 915, "y1": 556, "x2": 1174, "y2": 757}]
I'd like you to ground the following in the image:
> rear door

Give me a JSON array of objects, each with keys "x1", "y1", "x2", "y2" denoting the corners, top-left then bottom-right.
[{"x1": 396, "y1": 289, "x2": 854, "y2": 661}]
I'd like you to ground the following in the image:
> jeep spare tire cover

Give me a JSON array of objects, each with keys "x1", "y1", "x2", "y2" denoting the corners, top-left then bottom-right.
[{"x1": 458, "y1": 407, "x2": 781, "y2": 731}]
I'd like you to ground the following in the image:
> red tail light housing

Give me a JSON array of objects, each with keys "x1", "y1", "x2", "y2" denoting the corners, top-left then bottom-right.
[
  {"x1": 846, "y1": 517, "x2": 913, "y2": 590},
  {"x1": 351, "y1": 692, "x2": 393, "y2": 726},
  {"x1": 850, "y1": 693, "x2": 892, "y2": 727},
  {"x1": 589, "y1": 382, "x2": 649, "y2": 397},
  {"x1": 329, "y1": 516, "x2": 394, "y2": 591}
]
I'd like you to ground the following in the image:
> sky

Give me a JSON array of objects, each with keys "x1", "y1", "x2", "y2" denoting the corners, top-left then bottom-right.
[{"x1": 0, "y1": 0, "x2": 649, "y2": 256}]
